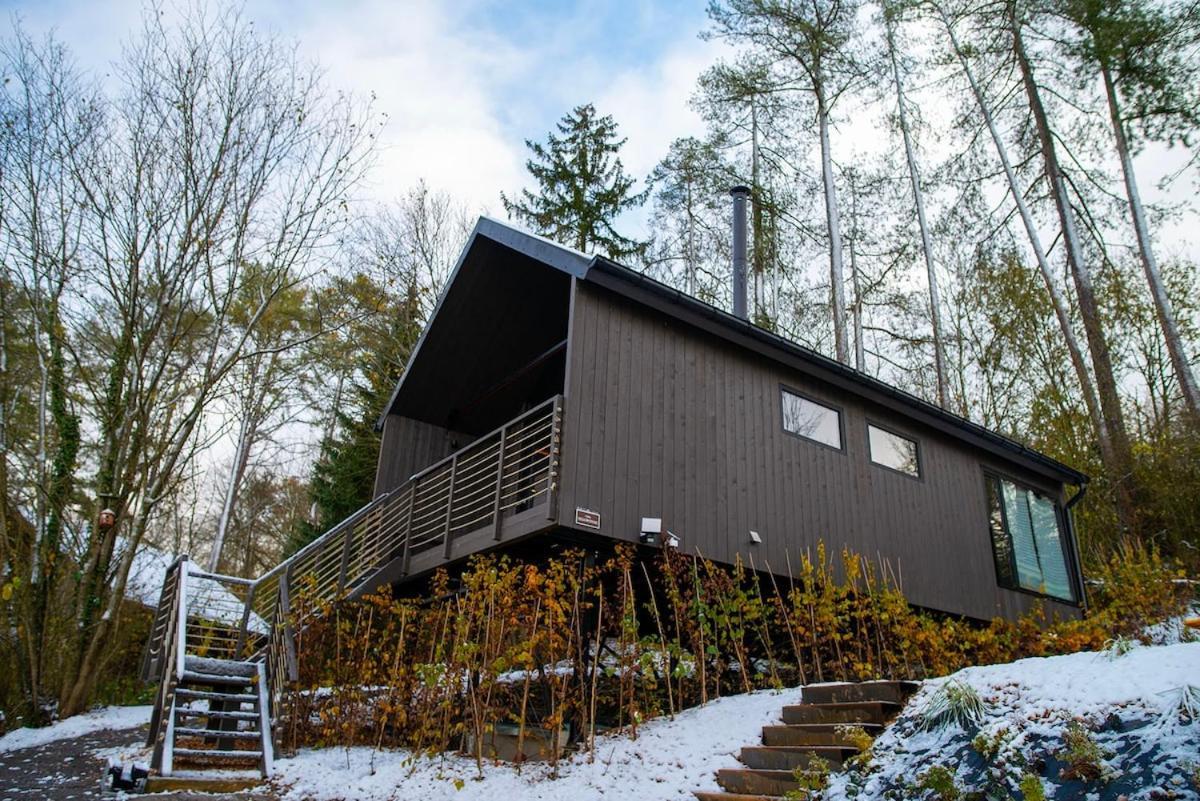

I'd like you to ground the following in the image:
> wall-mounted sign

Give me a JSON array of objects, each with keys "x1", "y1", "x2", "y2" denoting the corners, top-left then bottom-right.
[{"x1": 575, "y1": 507, "x2": 601, "y2": 530}]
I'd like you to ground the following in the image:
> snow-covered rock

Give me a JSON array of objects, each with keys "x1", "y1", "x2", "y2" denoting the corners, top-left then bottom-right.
[{"x1": 829, "y1": 641, "x2": 1200, "y2": 800}]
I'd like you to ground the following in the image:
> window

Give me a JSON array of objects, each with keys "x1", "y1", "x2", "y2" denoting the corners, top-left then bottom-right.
[
  {"x1": 868, "y1": 423, "x2": 920, "y2": 478},
  {"x1": 985, "y1": 475, "x2": 1075, "y2": 602},
  {"x1": 781, "y1": 389, "x2": 842, "y2": 449}
]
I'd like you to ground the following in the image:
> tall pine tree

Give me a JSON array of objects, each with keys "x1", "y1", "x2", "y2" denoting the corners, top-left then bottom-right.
[{"x1": 502, "y1": 103, "x2": 649, "y2": 259}]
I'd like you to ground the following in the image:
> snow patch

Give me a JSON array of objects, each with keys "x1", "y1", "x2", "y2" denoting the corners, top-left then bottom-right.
[
  {"x1": 0, "y1": 705, "x2": 151, "y2": 753},
  {"x1": 830, "y1": 642, "x2": 1200, "y2": 800},
  {"x1": 273, "y1": 687, "x2": 804, "y2": 801}
]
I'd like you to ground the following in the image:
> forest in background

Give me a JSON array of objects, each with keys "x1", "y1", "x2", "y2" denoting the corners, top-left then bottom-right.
[{"x1": 1, "y1": 0, "x2": 1197, "y2": 725}]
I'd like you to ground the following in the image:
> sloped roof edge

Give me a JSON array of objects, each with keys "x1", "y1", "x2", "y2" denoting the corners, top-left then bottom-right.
[{"x1": 378, "y1": 217, "x2": 1086, "y2": 486}]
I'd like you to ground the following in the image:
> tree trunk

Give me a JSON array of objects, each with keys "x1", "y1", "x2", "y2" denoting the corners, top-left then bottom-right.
[
  {"x1": 210, "y1": 411, "x2": 257, "y2": 572},
  {"x1": 939, "y1": 6, "x2": 1107, "y2": 449},
  {"x1": 848, "y1": 172, "x2": 866, "y2": 371},
  {"x1": 209, "y1": 353, "x2": 265, "y2": 572},
  {"x1": 817, "y1": 87, "x2": 849, "y2": 364},
  {"x1": 886, "y1": 6, "x2": 949, "y2": 407},
  {"x1": 1011, "y1": 9, "x2": 1140, "y2": 533},
  {"x1": 751, "y1": 99, "x2": 765, "y2": 318},
  {"x1": 1100, "y1": 61, "x2": 1200, "y2": 421}
]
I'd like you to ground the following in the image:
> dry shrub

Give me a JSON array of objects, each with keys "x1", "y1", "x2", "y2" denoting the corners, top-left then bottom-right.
[{"x1": 276, "y1": 538, "x2": 1190, "y2": 764}]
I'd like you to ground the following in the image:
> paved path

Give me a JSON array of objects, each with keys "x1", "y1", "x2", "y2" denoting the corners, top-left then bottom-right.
[{"x1": 0, "y1": 723, "x2": 271, "y2": 801}]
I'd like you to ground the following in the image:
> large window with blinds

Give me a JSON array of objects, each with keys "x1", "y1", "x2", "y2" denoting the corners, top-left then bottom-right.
[{"x1": 985, "y1": 474, "x2": 1075, "y2": 602}]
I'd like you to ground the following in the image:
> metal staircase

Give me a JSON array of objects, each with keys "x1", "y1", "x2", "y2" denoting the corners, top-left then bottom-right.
[
  {"x1": 141, "y1": 396, "x2": 564, "y2": 779},
  {"x1": 142, "y1": 560, "x2": 277, "y2": 777}
]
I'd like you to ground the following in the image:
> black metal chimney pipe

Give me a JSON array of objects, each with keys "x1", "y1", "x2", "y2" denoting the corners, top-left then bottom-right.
[{"x1": 730, "y1": 185, "x2": 750, "y2": 320}]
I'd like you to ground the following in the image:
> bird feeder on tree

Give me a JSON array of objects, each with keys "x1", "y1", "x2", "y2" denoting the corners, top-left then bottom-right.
[{"x1": 98, "y1": 508, "x2": 117, "y2": 530}]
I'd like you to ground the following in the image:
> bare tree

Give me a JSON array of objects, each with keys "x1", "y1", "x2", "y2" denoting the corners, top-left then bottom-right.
[
  {"x1": 1056, "y1": 0, "x2": 1200, "y2": 419},
  {"x1": 0, "y1": 27, "x2": 100, "y2": 721},
  {"x1": 708, "y1": 0, "x2": 867, "y2": 364},
  {"x1": 882, "y1": 0, "x2": 950, "y2": 406},
  {"x1": 932, "y1": 1, "x2": 1107, "y2": 447},
  {"x1": 1008, "y1": 0, "x2": 1140, "y2": 531},
  {"x1": 0, "y1": 6, "x2": 379, "y2": 717}
]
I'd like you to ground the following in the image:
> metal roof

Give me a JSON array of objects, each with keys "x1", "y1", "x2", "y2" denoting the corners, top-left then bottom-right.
[{"x1": 381, "y1": 217, "x2": 1088, "y2": 486}]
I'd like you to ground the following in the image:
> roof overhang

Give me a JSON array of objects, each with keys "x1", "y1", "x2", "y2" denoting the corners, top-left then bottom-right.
[{"x1": 379, "y1": 217, "x2": 1087, "y2": 487}]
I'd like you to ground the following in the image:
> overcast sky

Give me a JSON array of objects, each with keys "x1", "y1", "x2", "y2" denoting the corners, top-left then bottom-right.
[
  {"x1": 5, "y1": 0, "x2": 724, "y2": 230},
  {"x1": 5, "y1": 0, "x2": 1196, "y2": 257}
]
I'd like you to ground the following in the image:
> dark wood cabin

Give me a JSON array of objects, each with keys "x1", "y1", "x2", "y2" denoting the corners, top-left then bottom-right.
[{"x1": 368, "y1": 217, "x2": 1087, "y2": 623}]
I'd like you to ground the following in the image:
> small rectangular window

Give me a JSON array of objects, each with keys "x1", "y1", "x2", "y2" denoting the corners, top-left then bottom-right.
[
  {"x1": 868, "y1": 424, "x2": 920, "y2": 478},
  {"x1": 781, "y1": 389, "x2": 842, "y2": 449},
  {"x1": 985, "y1": 475, "x2": 1075, "y2": 602}
]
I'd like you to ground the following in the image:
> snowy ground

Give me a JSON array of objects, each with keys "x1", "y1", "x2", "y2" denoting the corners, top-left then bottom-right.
[
  {"x1": 272, "y1": 686, "x2": 804, "y2": 801},
  {"x1": 828, "y1": 641, "x2": 1200, "y2": 801},
  {"x1": 274, "y1": 642, "x2": 1200, "y2": 801},
  {"x1": 0, "y1": 706, "x2": 151, "y2": 754},
  {"x1": 4, "y1": 638, "x2": 1196, "y2": 800}
]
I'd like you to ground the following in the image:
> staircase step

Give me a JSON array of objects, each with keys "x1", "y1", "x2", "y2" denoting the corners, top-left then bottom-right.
[
  {"x1": 184, "y1": 656, "x2": 258, "y2": 678},
  {"x1": 801, "y1": 681, "x2": 920, "y2": 706},
  {"x1": 175, "y1": 707, "x2": 261, "y2": 722},
  {"x1": 761, "y1": 723, "x2": 881, "y2": 747},
  {"x1": 181, "y1": 669, "x2": 258, "y2": 687},
  {"x1": 175, "y1": 726, "x2": 261, "y2": 740},
  {"x1": 173, "y1": 748, "x2": 263, "y2": 763},
  {"x1": 144, "y1": 774, "x2": 264, "y2": 794},
  {"x1": 176, "y1": 688, "x2": 258, "y2": 704},
  {"x1": 781, "y1": 700, "x2": 899, "y2": 725},
  {"x1": 738, "y1": 745, "x2": 854, "y2": 771},
  {"x1": 716, "y1": 768, "x2": 804, "y2": 796}
]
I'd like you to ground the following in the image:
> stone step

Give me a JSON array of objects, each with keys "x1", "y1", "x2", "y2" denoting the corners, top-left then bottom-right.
[
  {"x1": 176, "y1": 688, "x2": 258, "y2": 704},
  {"x1": 175, "y1": 726, "x2": 261, "y2": 740},
  {"x1": 781, "y1": 700, "x2": 899, "y2": 725},
  {"x1": 716, "y1": 768, "x2": 804, "y2": 796},
  {"x1": 761, "y1": 723, "x2": 881, "y2": 748},
  {"x1": 801, "y1": 681, "x2": 920, "y2": 706},
  {"x1": 738, "y1": 745, "x2": 854, "y2": 771},
  {"x1": 143, "y1": 774, "x2": 265, "y2": 794},
  {"x1": 693, "y1": 793, "x2": 779, "y2": 801},
  {"x1": 183, "y1": 656, "x2": 258, "y2": 678}
]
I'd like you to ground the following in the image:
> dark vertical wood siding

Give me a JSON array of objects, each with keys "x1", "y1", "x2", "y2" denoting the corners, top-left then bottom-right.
[
  {"x1": 373, "y1": 415, "x2": 471, "y2": 498},
  {"x1": 558, "y1": 281, "x2": 1079, "y2": 622}
]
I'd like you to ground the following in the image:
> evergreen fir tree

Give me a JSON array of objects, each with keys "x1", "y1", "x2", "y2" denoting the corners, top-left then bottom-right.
[{"x1": 502, "y1": 103, "x2": 649, "y2": 260}]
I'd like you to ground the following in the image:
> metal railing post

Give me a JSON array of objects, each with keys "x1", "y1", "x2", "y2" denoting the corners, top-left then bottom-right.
[
  {"x1": 441, "y1": 454, "x2": 459, "y2": 559},
  {"x1": 546, "y1": 396, "x2": 563, "y2": 521},
  {"x1": 175, "y1": 558, "x2": 189, "y2": 678},
  {"x1": 234, "y1": 581, "x2": 256, "y2": 659},
  {"x1": 336, "y1": 520, "x2": 356, "y2": 593},
  {"x1": 492, "y1": 427, "x2": 508, "y2": 541},
  {"x1": 279, "y1": 568, "x2": 298, "y2": 682},
  {"x1": 400, "y1": 485, "x2": 417, "y2": 576}
]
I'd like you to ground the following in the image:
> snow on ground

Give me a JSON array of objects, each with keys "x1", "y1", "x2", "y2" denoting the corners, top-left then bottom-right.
[
  {"x1": 273, "y1": 686, "x2": 804, "y2": 801},
  {"x1": 828, "y1": 641, "x2": 1200, "y2": 800},
  {"x1": 0, "y1": 705, "x2": 151, "y2": 753}
]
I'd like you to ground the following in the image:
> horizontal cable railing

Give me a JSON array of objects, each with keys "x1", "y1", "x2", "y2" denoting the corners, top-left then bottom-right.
[{"x1": 144, "y1": 395, "x2": 563, "y2": 729}]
